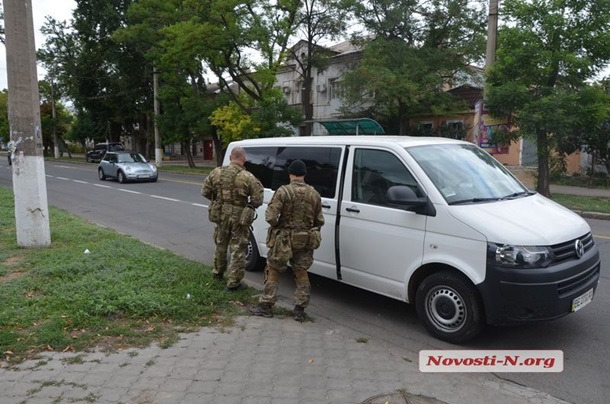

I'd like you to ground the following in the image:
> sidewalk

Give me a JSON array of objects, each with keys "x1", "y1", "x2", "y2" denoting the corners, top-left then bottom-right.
[{"x1": 0, "y1": 307, "x2": 570, "y2": 404}]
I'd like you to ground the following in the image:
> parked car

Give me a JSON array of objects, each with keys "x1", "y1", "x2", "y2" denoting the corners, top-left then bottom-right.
[
  {"x1": 98, "y1": 151, "x2": 158, "y2": 183},
  {"x1": 86, "y1": 142, "x2": 124, "y2": 163},
  {"x1": 227, "y1": 136, "x2": 600, "y2": 343}
]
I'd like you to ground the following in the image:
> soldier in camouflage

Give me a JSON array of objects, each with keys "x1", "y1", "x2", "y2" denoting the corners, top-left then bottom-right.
[
  {"x1": 249, "y1": 159, "x2": 324, "y2": 321},
  {"x1": 201, "y1": 147, "x2": 264, "y2": 290}
]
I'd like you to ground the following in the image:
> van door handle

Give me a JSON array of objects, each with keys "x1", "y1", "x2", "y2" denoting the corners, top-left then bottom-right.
[
  {"x1": 345, "y1": 206, "x2": 360, "y2": 213},
  {"x1": 322, "y1": 203, "x2": 331, "y2": 209}
]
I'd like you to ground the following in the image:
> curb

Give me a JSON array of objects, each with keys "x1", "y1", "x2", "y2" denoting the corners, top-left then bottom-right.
[{"x1": 575, "y1": 211, "x2": 610, "y2": 221}]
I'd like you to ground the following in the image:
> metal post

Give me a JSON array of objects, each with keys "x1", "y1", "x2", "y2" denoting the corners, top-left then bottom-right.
[{"x1": 4, "y1": 0, "x2": 51, "y2": 246}]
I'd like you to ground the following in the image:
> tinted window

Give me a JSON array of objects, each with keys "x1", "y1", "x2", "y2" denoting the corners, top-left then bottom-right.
[
  {"x1": 352, "y1": 148, "x2": 422, "y2": 206},
  {"x1": 244, "y1": 147, "x2": 277, "y2": 188},
  {"x1": 244, "y1": 146, "x2": 341, "y2": 198}
]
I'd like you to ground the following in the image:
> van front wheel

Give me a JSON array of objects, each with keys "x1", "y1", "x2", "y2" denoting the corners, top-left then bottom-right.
[{"x1": 416, "y1": 271, "x2": 484, "y2": 344}]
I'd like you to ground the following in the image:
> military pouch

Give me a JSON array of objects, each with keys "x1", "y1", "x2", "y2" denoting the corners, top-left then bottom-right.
[
  {"x1": 208, "y1": 201, "x2": 222, "y2": 224},
  {"x1": 291, "y1": 231, "x2": 310, "y2": 250},
  {"x1": 308, "y1": 228, "x2": 322, "y2": 250},
  {"x1": 239, "y1": 205, "x2": 256, "y2": 227},
  {"x1": 266, "y1": 227, "x2": 277, "y2": 248}
]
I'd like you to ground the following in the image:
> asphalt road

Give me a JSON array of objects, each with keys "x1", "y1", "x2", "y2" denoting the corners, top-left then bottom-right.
[{"x1": 1, "y1": 160, "x2": 609, "y2": 404}]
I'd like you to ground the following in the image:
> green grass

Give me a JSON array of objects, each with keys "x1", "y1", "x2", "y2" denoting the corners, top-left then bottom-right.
[
  {"x1": 552, "y1": 174, "x2": 610, "y2": 189},
  {"x1": 551, "y1": 194, "x2": 610, "y2": 214},
  {"x1": 0, "y1": 186, "x2": 254, "y2": 365}
]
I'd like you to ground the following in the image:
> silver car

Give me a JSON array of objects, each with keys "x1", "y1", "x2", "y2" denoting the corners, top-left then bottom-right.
[{"x1": 98, "y1": 151, "x2": 158, "y2": 183}]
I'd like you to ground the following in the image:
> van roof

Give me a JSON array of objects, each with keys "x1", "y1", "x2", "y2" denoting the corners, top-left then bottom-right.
[{"x1": 231, "y1": 135, "x2": 467, "y2": 148}]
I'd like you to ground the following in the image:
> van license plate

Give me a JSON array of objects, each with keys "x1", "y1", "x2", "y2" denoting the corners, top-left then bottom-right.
[{"x1": 571, "y1": 288, "x2": 594, "y2": 312}]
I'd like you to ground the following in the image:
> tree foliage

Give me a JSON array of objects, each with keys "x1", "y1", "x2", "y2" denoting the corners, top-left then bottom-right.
[
  {"x1": 38, "y1": 1, "x2": 153, "y2": 155},
  {"x1": 485, "y1": 0, "x2": 610, "y2": 196},
  {"x1": 342, "y1": 0, "x2": 487, "y2": 134}
]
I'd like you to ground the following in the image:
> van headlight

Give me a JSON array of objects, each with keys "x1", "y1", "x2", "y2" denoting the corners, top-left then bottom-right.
[{"x1": 488, "y1": 243, "x2": 551, "y2": 268}]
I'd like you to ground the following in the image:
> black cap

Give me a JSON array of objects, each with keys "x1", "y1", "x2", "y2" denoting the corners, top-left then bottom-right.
[{"x1": 287, "y1": 159, "x2": 307, "y2": 176}]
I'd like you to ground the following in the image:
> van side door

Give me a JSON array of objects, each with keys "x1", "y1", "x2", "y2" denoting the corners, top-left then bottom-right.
[
  {"x1": 244, "y1": 145, "x2": 343, "y2": 279},
  {"x1": 338, "y1": 147, "x2": 427, "y2": 301}
]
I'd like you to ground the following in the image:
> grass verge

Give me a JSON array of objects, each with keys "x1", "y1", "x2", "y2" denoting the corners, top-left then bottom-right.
[
  {"x1": 551, "y1": 194, "x2": 610, "y2": 215},
  {"x1": 0, "y1": 186, "x2": 254, "y2": 366}
]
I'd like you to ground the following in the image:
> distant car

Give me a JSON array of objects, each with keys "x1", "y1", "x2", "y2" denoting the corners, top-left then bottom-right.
[
  {"x1": 86, "y1": 142, "x2": 124, "y2": 163},
  {"x1": 98, "y1": 151, "x2": 158, "y2": 183}
]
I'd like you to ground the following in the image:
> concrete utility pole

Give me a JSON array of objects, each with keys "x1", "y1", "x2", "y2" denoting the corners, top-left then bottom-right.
[
  {"x1": 485, "y1": 0, "x2": 499, "y2": 71},
  {"x1": 4, "y1": 0, "x2": 51, "y2": 247},
  {"x1": 153, "y1": 67, "x2": 162, "y2": 167}
]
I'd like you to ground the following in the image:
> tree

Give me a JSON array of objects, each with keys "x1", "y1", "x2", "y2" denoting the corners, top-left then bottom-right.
[
  {"x1": 38, "y1": 1, "x2": 154, "y2": 155},
  {"x1": 485, "y1": 0, "x2": 610, "y2": 197},
  {"x1": 0, "y1": 90, "x2": 8, "y2": 144},
  {"x1": 342, "y1": 0, "x2": 487, "y2": 134},
  {"x1": 288, "y1": 0, "x2": 350, "y2": 136},
  {"x1": 121, "y1": 0, "x2": 303, "y2": 163},
  {"x1": 39, "y1": 80, "x2": 74, "y2": 156},
  {"x1": 581, "y1": 82, "x2": 610, "y2": 177}
]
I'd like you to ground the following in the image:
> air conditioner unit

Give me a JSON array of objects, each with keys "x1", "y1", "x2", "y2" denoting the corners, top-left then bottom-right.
[
  {"x1": 282, "y1": 86, "x2": 291, "y2": 94},
  {"x1": 316, "y1": 84, "x2": 327, "y2": 93}
]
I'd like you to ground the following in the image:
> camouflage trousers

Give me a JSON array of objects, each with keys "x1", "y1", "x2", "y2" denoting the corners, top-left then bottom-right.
[
  {"x1": 212, "y1": 218, "x2": 249, "y2": 288},
  {"x1": 259, "y1": 248, "x2": 314, "y2": 307}
]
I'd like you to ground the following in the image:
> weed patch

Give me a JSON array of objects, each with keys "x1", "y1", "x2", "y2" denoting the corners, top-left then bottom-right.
[{"x1": 0, "y1": 186, "x2": 254, "y2": 365}]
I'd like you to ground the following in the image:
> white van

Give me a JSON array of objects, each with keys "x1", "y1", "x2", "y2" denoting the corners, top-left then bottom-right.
[{"x1": 225, "y1": 136, "x2": 600, "y2": 343}]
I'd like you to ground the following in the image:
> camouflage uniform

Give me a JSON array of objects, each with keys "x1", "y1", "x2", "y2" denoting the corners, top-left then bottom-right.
[
  {"x1": 201, "y1": 161, "x2": 264, "y2": 288},
  {"x1": 260, "y1": 179, "x2": 324, "y2": 309}
]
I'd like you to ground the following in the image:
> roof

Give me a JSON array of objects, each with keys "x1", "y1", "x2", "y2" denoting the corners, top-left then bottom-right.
[
  {"x1": 447, "y1": 85, "x2": 483, "y2": 109},
  {"x1": 313, "y1": 118, "x2": 385, "y2": 135},
  {"x1": 232, "y1": 135, "x2": 467, "y2": 149}
]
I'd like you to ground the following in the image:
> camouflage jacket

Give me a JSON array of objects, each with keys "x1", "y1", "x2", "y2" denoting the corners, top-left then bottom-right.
[
  {"x1": 266, "y1": 180, "x2": 324, "y2": 231},
  {"x1": 201, "y1": 162, "x2": 264, "y2": 215}
]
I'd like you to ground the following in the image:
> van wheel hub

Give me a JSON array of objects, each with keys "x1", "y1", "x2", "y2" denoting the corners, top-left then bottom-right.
[{"x1": 427, "y1": 287, "x2": 466, "y2": 332}]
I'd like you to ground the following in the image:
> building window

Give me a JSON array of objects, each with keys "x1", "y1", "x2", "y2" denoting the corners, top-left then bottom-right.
[
  {"x1": 419, "y1": 122, "x2": 433, "y2": 133},
  {"x1": 329, "y1": 78, "x2": 344, "y2": 100}
]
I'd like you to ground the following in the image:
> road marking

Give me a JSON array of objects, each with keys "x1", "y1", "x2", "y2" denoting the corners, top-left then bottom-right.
[
  {"x1": 594, "y1": 234, "x2": 610, "y2": 240},
  {"x1": 192, "y1": 203, "x2": 208, "y2": 208},
  {"x1": 118, "y1": 189, "x2": 141, "y2": 194},
  {"x1": 56, "y1": 177, "x2": 70, "y2": 180},
  {"x1": 94, "y1": 184, "x2": 113, "y2": 189},
  {"x1": 73, "y1": 180, "x2": 88, "y2": 184},
  {"x1": 150, "y1": 195, "x2": 181, "y2": 202}
]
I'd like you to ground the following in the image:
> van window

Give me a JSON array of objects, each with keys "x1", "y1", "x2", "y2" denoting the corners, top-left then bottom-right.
[
  {"x1": 244, "y1": 147, "x2": 276, "y2": 188},
  {"x1": 352, "y1": 149, "x2": 422, "y2": 206},
  {"x1": 244, "y1": 146, "x2": 341, "y2": 198},
  {"x1": 408, "y1": 144, "x2": 528, "y2": 204}
]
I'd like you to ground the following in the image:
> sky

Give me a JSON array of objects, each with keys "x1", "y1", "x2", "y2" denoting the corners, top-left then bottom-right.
[{"x1": 0, "y1": 0, "x2": 76, "y2": 90}]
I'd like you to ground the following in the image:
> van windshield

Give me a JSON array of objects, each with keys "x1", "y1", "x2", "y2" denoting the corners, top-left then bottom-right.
[{"x1": 407, "y1": 144, "x2": 531, "y2": 205}]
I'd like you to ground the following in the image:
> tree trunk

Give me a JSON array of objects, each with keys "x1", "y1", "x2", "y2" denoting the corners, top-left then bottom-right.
[
  {"x1": 183, "y1": 141, "x2": 195, "y2": 168},
  {"x1": 211, "y1": 127, "x2": 223, "y2": 167},
  {"x1": 302, "y1": 76, "x2": 313, "y2": 136},
  {"x1": 398, "y1": 100, "x2": 408, "y2": 135},
  {"x1": 536, "y1": 130, "x2": 551, "y2": 197}
]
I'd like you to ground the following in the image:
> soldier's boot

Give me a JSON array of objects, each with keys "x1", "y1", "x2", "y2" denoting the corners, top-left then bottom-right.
[
  {"x1": 293, "y1": 305, "x2": 306, "y2": 322},
  {"x1": 248, "y1": 303, "x2": 273, "y2": 318}
]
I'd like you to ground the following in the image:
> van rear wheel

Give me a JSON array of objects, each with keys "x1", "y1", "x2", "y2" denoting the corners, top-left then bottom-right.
[
  {"x1": 416, "y1": 271, "x2": 484, "y2": 344},
  {"x1": 245, "y1": 232, "x2": 265, "y2": 272}
]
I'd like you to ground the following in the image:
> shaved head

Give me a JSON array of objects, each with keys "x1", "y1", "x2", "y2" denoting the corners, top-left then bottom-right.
[{"x1": 230, "y1": 146, "x2": 247, "y2": 165}]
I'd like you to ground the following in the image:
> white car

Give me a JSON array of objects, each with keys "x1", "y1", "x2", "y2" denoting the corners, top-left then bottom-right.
[
  {"x1": 227, "y1": 135, "x2": 600, "y2": 343},
  {"x1": 98, "y1": 151, "x2": 158, "y2": 183}
]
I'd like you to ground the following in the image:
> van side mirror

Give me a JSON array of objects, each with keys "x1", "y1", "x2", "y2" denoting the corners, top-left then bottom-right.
[{"x1": 386, "y1": 185, "x2": 435, "y2": 216}]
